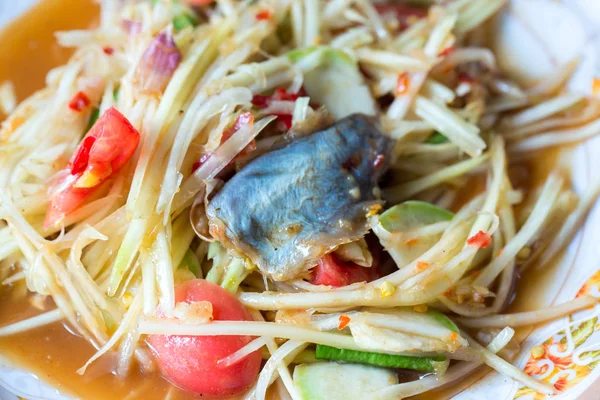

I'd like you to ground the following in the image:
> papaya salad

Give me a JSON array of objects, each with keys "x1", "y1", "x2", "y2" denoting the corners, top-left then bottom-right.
[{"x1": 1, "y1": 0, "x2": 600, "y2": 399}]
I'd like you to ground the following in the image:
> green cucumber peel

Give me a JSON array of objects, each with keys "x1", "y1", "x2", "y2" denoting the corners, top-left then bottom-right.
[
  {"x1": 315, "y1": 344, "x2": 445, "y2": 372},
  {"x1": 426, "y1": 132, "x2": 449, "y2": 144},
  {"x1": 427, "y1": 308, "x2": 459, "y2": 333},
  {"x1": 173, "y1": 14, "x2": 197, "y2": 32},
  {"x1": 379, "y1": 200, "x2": 454, "y2": 233}
]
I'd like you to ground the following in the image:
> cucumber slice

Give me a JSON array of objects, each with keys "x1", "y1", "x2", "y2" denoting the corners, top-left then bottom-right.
[
  {"x1": 315, "y1": 344, "x2": 444, "y2": 372},
  {"x1": 379, "y1": 201, "x2": 454, "y2": 233},
  {"x1": 293, "y1": 362, "x2": 398, "y2": 400},
  {"x1": 425, "y1": 131, "x2": 449, "y2": 144},
  {"x1": 288, "y1": 47, "x2": 377, "y2": 119},
  {"x1": 378, "y1": 201, "x2": 454, "y2": 266}
]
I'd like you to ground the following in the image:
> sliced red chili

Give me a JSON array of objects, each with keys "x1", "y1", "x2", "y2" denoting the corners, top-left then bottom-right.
[
  {"x1": 255, "y1": 9, "x2": 272, "y2": 20},
  {"x1": 68, "y1": 92, "x2": 91, "y2": 112},
  {"x1": 467, "y1": 231, "x2": 492, "y2": 248}
]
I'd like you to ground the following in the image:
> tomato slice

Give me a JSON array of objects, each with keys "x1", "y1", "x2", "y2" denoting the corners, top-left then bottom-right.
[
  {"x1": 44, "y1": 107, "x2": 140, "y2": 227},
  {"x1": 310, "y1": 253, "x2": 378, "y2": 287},
  {"x1": 148, "y1": 280, "x2": 261, "y2": 397}
]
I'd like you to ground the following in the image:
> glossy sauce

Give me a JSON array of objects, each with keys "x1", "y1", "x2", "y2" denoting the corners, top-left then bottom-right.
[{"x1": 0, "y1": 1, "x2": 575, "y2": 399}]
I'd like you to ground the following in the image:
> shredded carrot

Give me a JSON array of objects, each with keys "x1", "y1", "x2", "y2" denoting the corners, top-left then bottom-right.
[
  {"x1": 68, "y1": 91, "x2": 91, "y2": 112},
  {"x1": 404, "y1": 238, "x2": 419, "y2": 246},
  {"x1": 255, "y1": 9, "x2": 272, "y2": 20},
  {"x1": 466, "y1": 231, "x2": 492, "y2": 248},
  {"x1": 417, "y1": 261, "x2": 430, "y2": 271},
  {"x1": 395, "y1": 72, "x2": 410, "y2": 96},
  {"x1": 338, "y1": 315, "x2": 351, "y2": 330}
]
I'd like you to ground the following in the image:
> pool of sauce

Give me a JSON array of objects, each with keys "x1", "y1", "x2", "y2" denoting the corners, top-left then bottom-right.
[{"x1": 0, "y1": 1, "x2": 578, "y2": 399}]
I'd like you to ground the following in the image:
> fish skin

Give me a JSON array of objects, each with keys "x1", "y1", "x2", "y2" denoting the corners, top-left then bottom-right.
[{"x1": 206, "y1": 114, "x2": 394, "y2": 281}]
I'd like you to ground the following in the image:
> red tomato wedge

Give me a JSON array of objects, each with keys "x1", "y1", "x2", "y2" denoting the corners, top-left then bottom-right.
[
  {"x1": 44, "y1": 107, "x2": 140, "y2": 228},
  {"x1": 148, "y1": 280, "x2": 261, "y2": 398},
  {"x1": 310, "y1": 253, "x2": 378, "y2": 287}
]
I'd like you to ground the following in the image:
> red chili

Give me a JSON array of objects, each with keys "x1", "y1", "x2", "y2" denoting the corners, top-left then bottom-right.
[
  {"x1": 68, "y1": 91, "x2": 91, "y2": 112},
  {"x1": 103, "y1": 46, "x2": 115, "y2": 55},
  {"x1": 439, "y1": 46, "x2": 456, "y2": 57},
  {"x1": 395, "y1": 73, "x2": 410, "y2": 96},
  {"x1": 467, "y1": 231, "x2": 492, "y2": 248},
  {"x1": 255, "y1": 9, "x2": 272, "y2": 20}
]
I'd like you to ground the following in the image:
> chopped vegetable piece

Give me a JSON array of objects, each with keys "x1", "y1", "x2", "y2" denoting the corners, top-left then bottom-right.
[
  {"x1": 288, "y1": 48, "x2": 377, "y2": 119},
  {"x1": 379, "y1": 201, "x2": 453, "y2": 233},
  {"x1": 68, "y1": 91, "x2": 91, "y2": 112},
  {"x1": 337, "y1": 315, "x2": 351, "y2": 330},
  {"x1": 134, "y1": 29, "x2": 181, "y2": 94},
  {"x1": 255, "y1": 9, "x2": 272, "y2": 20},
  {"x1": 102, "y1": 46, "x2": 114, "y2": 55},
  {"x1": 315, "y1": 344, "x2": 445, "y2": 372},
  {"x1": 294, "y1": 362, "x2": 398, "y2": 400},
  {"x1": 467, "y1": 231, "x2": 492, "y2": 248},
  {"x1": 251, "y1": 88, "x2": 300, "y2": 131},
  {"x1": 310, "y1": 253, "x2": 378, "y2": 287},
  {"x1": 395, "y1": 72, "x2": 410, "y2": 96},
  {"x1": 44, "y1": 107, "x2": 140, "y2": 227},
  {"x1": 377, "y1": 201, "x2": 454, "y2": 266},
  {"x1": 148, "y1": 280, "x2": 261, "y2": 397},
  {"x1": 425, "y1": 132, "x2": 449, "y2": 144},
  {"x1": 427, "y1": 308, "x2": 459, "y2": 333},
  {"x1": 173, "y1": 13, "x2": 196, "y2": 32}
]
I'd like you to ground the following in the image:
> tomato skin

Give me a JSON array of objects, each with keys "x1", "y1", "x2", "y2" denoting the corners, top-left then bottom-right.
[
  {"x1": 192, "y1": 112, "x2": 255, "y2": 173},
  {"x1": 148, "y1": 280, "x2": 261, "y2": 398},
  {"x1": 310, "y1": 253, "x2": 378, "y2": 287},
  {"x1": 44, "y1": 107, "x2": 140, "y2": 228}
]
